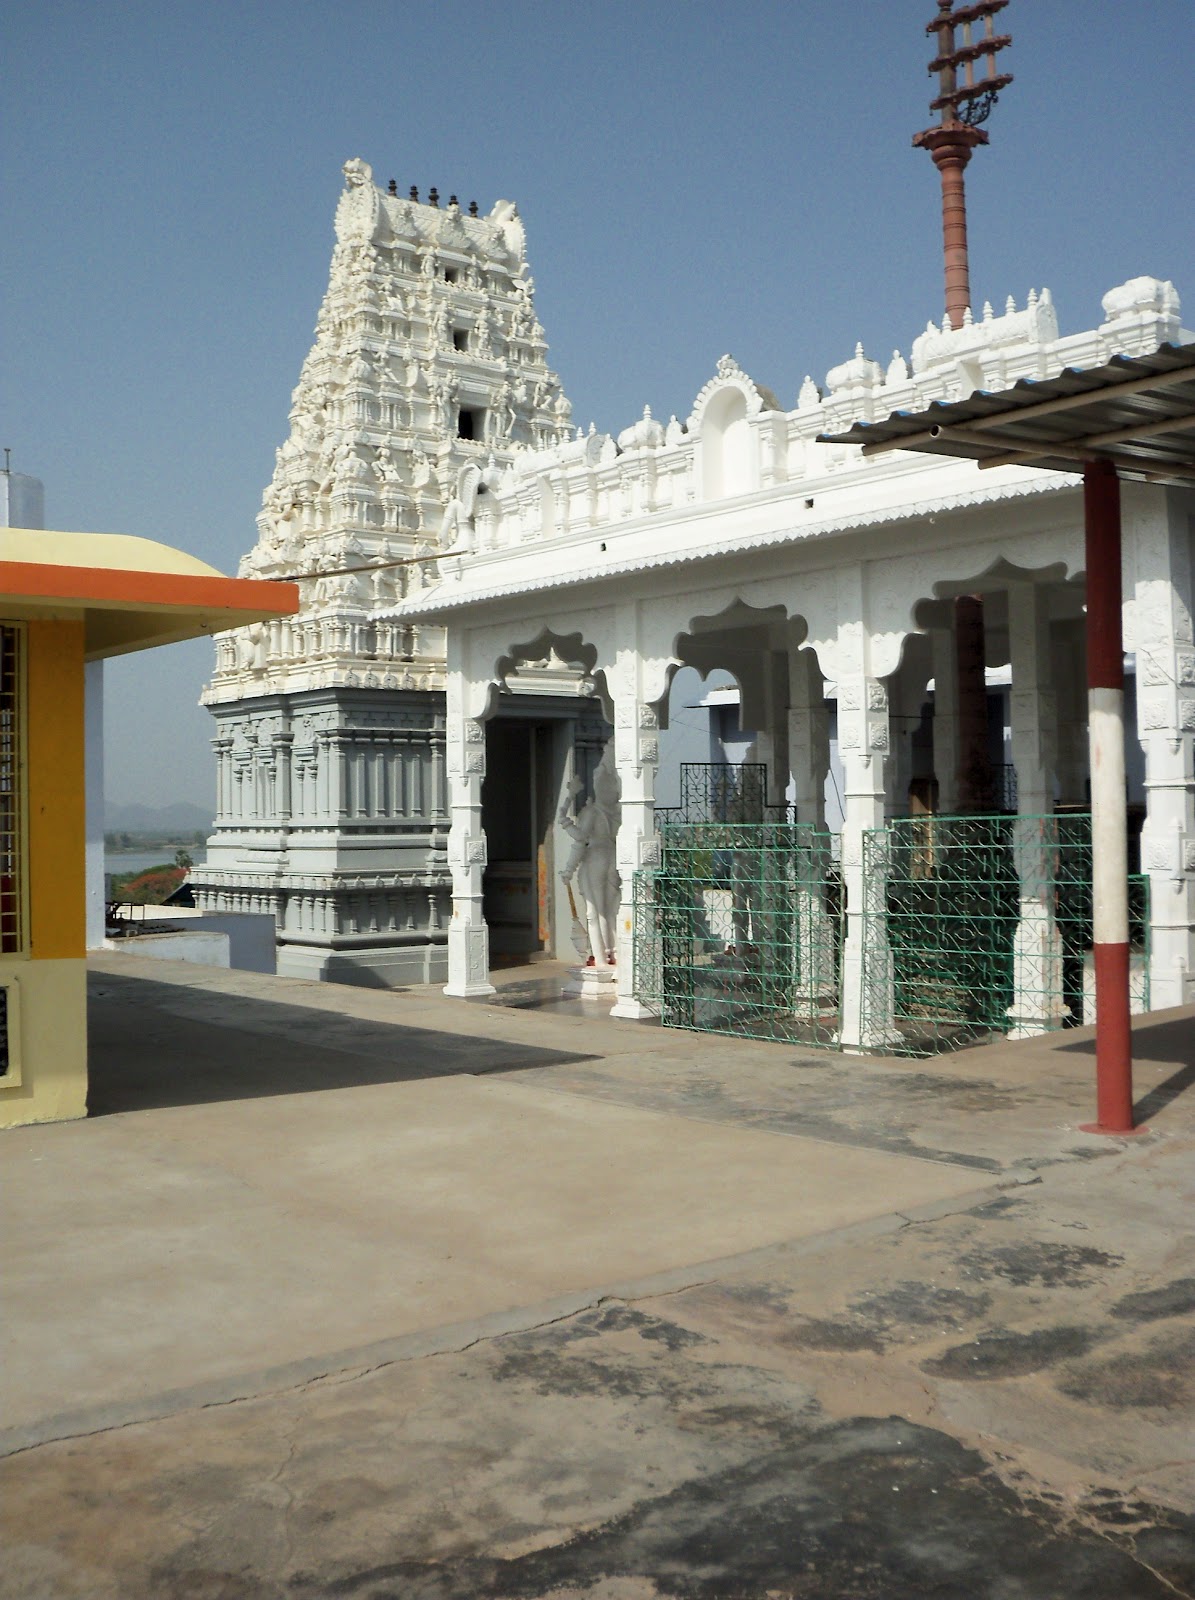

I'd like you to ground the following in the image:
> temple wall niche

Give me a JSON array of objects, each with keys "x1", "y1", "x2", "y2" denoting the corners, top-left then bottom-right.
[{"x1": 701, "y1": 387, "x2": 752, "y2": 500}]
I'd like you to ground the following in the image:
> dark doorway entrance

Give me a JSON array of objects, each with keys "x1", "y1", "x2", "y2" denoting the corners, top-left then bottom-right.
[{"x1": 482, "y1": 720, "x2": 563, "y2": 960}]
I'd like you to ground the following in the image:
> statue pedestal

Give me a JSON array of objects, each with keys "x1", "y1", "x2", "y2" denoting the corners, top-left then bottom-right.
[{"x1": 563, "y1": 963, "x2": 618, "y2": 1000}]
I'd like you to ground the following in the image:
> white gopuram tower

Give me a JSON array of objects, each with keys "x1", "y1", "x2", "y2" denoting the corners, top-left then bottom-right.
[{"x1": 196, "y1": 159, "x2": 586, "y2": 985}]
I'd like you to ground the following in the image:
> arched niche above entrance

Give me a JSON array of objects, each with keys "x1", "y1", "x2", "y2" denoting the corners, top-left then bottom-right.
[{"x1": 487, "y1": 627, "x2": 609, "y2": 719}]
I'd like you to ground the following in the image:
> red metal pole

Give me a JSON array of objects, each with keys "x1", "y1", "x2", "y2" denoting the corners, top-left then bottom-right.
[
  {"x1": 933, "y1": 137, "x2": 974, "y2": 332},
  {"x1": 1082, "y1": 460, "x2": 1135, "y2": 1133},
  {"x1": 914, "y1": 123, "x2": 986, "y2": 332}
]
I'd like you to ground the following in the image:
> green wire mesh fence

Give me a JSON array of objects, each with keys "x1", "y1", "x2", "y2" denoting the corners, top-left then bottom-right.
[
  {"x1": 859, "y1": 812, "x2": 1149, "y2": 1054},
  {"x1": 633, "y1": 819, "x2": 842, "y2": 1044},
  {"x1": 635, "y1": 775, "x2": 1151, "y2": 1056}
]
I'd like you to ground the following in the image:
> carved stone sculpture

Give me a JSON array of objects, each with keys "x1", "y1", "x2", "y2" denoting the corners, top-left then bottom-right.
[
  {"x1": 438, "y1": 461, "x2": 498, "y2": 553},
  {"x1": 558, "y1": 745, "x2": 621, "y2": 966}
]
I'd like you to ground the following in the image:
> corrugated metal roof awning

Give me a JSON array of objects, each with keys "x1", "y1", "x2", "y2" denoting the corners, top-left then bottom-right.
[{"x1": 818, "y1": 342, "x2": 1195, "y2": 486}]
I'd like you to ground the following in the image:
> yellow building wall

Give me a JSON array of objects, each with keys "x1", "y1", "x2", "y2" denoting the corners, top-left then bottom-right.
[{"x1": 1, "y1": 619, "x2": 88, "y2": 1128}]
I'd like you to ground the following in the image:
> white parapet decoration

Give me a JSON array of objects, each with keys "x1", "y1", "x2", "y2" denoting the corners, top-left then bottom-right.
[{"x1": 393, "y1": 277, "x2": 1189, "y2": 566}]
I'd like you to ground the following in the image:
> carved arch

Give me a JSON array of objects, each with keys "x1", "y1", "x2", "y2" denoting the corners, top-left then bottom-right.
[
  {"x1": 686, "y1": 356, "x2": 771, "y2": 434},
  {"x1": 688, "y1": 357, "x2": 778, "y2": 502},
  {"x1": 865, "y1": 541, "x2": 1084, "y2": 681},
  {"x1": 461, "y1": 613, "x2": 620, "y2": 723}
]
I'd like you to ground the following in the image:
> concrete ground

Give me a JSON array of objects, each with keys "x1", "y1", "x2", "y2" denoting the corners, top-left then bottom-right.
[{"x1": 2, "y1": 954, "x2": 1193, "y2": 1599}]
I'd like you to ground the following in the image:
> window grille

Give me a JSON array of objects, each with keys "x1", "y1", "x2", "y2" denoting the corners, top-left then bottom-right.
[{"x1": 1, "y1": 624, "x2": 23, "y2": 957}]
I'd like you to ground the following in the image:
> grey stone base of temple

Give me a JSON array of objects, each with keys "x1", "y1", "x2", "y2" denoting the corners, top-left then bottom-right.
[
  {"x1": 199, "y1": 682, "x2": 613, "y2": 992},
  {"x1": 277, "y1": 938, "x2": 448, "y2": 989}
]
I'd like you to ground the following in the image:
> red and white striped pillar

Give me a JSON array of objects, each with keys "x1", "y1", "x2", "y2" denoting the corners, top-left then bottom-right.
[{"x1": 1083, "y1": 459, "x2": 1135, "y2": 1133}]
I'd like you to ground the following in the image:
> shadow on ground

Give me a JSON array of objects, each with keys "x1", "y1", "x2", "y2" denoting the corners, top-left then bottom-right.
[
  {"x1": 1057, "y1": 1013, "x2": 1195, "y2": 1122},
  {"x1": 87, "y1": 970, "x2": 599, "y2": 1116}
]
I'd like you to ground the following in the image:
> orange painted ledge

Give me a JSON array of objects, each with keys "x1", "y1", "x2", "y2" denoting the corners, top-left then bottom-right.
[{"x1": 0, "y1": 562, "x2": 299, "y2": 618}]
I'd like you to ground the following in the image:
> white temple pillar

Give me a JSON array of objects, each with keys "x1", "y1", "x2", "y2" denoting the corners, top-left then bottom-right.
[
  {"x1": 930, "y1": 615, "x2": 960, "y2": 815},
  {"x1": 444, "y1": 631, "x2": 495, "y2": 998},
  {"x1": 834, "y1": 600, "x2": 899, "y2": 1050},
  {"x1": 1006, "y1": 582, "x2": 1066, "y2": 1036},
  {"x1": 788, "y1": 646, "x2": 835, "y2": 999},
  {"x1": 610, "y1": 608, "x2": 661, "y2": 1020},
  {"x1": 1133, "y1": 488, "x2": 1195, "y2": 1010}
]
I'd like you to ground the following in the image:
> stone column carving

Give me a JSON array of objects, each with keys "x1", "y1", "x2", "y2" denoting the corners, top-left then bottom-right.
[
  {"x1": 1133, "y1": 487, "x2": 1195, "y2": 1010},
  {"x1": 788, "y1": 646, "x2": 834, "y2": 999},
  {"x1": 331, "y1": 736, "x2": 349, "y2": 820},
  {"x1": 258, "y1": 743, "x2": 276, "y2": 825},
  {"x1": 1005, "y1": 582, "x2": 1066, "y2": 1036},
  {"x1": 315, "y1": 734, "x2": 332, "y2": 820},
  {"x1": 231, "y1": 745, "x2": 251, "y2": 822},
  {"x1": 829, "y1": 581, "x2": 900, "y2": 1051},
  {"x1": 788, "y1": 648, "x2": 829, "y2": 829},
  {"x1": 292, "y1": 743, "x2": 312, "y2": 820},
  {"x1": 212, "y1": 735, "x2": 233, "y2": 823},
  {"x1": 837, "y1": 673, "x2": 898, "y2": 1049},
  {"x1": 610, "y1": 608, "x2": 662, "y2": 1020},
  {"x1": 444, "y1": 635, "x2": 494, "y2": 998},
  {"x1": 429, "y1": 725, "x2": 448, "y2": 825}
]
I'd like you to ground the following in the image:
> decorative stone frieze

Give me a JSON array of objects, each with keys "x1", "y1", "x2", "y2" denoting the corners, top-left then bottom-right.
[{"x1": 370, "y1": 278, "x2": 1188, "y2": 570}]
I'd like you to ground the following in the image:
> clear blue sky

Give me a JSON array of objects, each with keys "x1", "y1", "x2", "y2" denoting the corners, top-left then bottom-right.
[{"x1": 4, "y1": 1, "x2": 1192, "y2": 813}]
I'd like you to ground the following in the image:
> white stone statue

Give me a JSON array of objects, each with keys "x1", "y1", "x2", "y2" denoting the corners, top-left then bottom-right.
[
  {"x1": 430, "y1": 301, "x2": 450, "y2": 349},
  {"x1": 331, "y1": 441, "x2": 372, "y2": 488},
  {"x1": 236, "y1": 623, "x2": 268, "y2": 672},
  {"x1": 427, "y1": 378, "x2": 454, "y2": 432},
  {"x1": 438, "y1": 461, "x2": 500, "y2": 552},
  {"x1": 476, "y1": 305, "x2": 501, "y2": 358},
  {"x1": 372, "y1": 444, "x2": 403, "y2": 484},
  {"x1": 558, "y1": 747, "x2": 621, "y2": 967},
  {"x1": 335, "y1": 159, "x2": 380, "y2": 246}
]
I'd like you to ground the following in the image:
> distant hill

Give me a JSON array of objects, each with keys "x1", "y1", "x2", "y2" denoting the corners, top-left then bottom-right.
[{"x1": 106, "y1": 801, "x2": 214, "y2": 833}]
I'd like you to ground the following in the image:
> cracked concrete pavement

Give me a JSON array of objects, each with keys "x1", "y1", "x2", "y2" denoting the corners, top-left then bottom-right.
[{"x1": 1, "y1": 953, "x2": 1192, "y2": 1598}]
